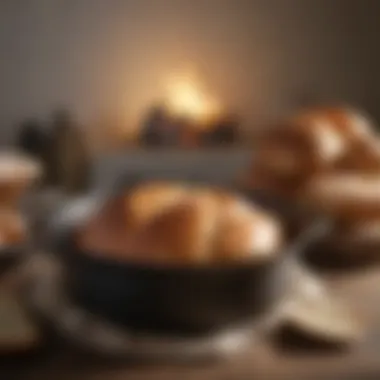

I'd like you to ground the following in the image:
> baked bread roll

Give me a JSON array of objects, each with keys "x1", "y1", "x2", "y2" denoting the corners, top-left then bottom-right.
[
  {"x1": 132, "y1": 190, "x2": 221, "y2": 264},
  {"x1": 125, "y1": 181, "x2": 190, "y2": 231},
  {"x1": 76, "y1": 196, "x2": 138, "y2": 260},
  {"x1": 214, "y1": 195, "x2": 283, "y2": 263},
  {"x1": 254, "y1": 106, "x2": 375, "y2": 180},
  {"x1": 291, "y1": 106, "x2": 374, "y2": 144},
  {"x1": 303, "y1": 172, "x2": 380, "y2": 219},
  {"x1": 252, "y1": 108, "x2": 357, "y2": 186},
  {"x1": 334, "y1": 138, "x2": 380, "y2": 173},
  {"x1": 241, "y1": 165, "x2": 307, "y2": 200},
  {"x1": 291, "y1": 117, "x2": 347, "y2": 166},
  {"x1": 79, "y1": 183, "x2": 284, "y2": 265},
  {"x1": 304, "y1": 216, "x2": 380, "y2": 268},
  {"x1": 130, "y1": 188, "x2": 284, "y2": 264},
  {"x1": 330, "y1": 217, "x2": 380, "y2": 245},
  {"x1": 248, "y1": 125, "x2": 340, "y2": 199}
]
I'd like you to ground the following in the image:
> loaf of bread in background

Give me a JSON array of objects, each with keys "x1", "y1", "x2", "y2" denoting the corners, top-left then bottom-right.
[
  {"x1": 302, "y1": 172, "x2": 380, "y2": 219},
  {"x1": 290, "y1": 106, "x2": 374, "y2": 145},
  {"x1": 243, "y1": 106, "x2": 378, "y2": 203},
  {"x1": 334, "y1": 137, "x2": 380, "y2": 173},
  {"x1": 243, "y1": 159, "x2": 310, "y2": 200},
  {"x1": 332, "y1": 217, "x2": 380, "y2": 245},
  {"x1": 251, "y1": 107, "x2": 362, "y2": 185}
]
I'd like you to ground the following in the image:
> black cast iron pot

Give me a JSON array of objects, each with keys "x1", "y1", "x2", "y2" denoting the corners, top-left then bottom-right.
[{"x1": 47, "y1": 187, "x2": 327, "y2": 337}]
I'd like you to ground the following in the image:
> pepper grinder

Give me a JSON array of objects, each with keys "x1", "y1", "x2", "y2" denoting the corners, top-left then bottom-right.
[{"x1": 46, "y1": 109, "x2": 91, "y2": 195}]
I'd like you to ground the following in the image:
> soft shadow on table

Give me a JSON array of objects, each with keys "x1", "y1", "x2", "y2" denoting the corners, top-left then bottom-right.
[
  {"x1": 269, "y1": 329, "x2": 351, "y2": 356},
  {"x1": 301, "y1": 240, "x2": 380, "y2": 275},
  {"x1": 0, "y1": 338, "x2": 216, "y2": 378}
]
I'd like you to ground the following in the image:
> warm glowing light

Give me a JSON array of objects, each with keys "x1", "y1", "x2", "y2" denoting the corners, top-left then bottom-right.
[{"x1": 164, "y1": 72, "x2": 221, "y2": 125}]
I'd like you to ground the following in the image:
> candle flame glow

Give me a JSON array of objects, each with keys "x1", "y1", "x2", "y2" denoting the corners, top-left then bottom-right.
[{"x1": 164, "y1": 72, "x2": 220, "y2": 125}]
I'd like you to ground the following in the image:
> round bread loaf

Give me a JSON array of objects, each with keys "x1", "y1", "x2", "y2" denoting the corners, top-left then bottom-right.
[
  {"x1": 334, "y1": 137, "x2": 380, "y2": 173},
  {"x1": 131, "y1": 190, "x2": 221, "y2": 264},
  {"x1": 302, "y1": 172, "x2": 380, "y2": 219},
  {"x1": 331, "y1": 216, "x2": 380, "y2": 245},
  {"x1": 214, "y1": 194, "x2": 283, "y2": 263},
  {"x1": 254, "y1": 106, "x2": 375, "y2": 179},
  {"x1": 78, "y1": 183, "x2": 284, "y2": 265},
  {"x1": 124, "y1": 181, "x2": 190, "y2": 231},
  {"x1": 291, "y1": 106, "x2": 374, "y2": 144}
]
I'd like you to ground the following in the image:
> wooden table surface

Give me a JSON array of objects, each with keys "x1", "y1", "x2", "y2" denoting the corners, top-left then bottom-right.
[{"x1": 2, "y1": 266, "x2": 380, "y2": 380}]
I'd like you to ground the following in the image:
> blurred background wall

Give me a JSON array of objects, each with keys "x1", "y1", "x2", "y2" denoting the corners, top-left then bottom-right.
[{"x1": 0, "y1": 0, "x2": 379, "y2": 144}]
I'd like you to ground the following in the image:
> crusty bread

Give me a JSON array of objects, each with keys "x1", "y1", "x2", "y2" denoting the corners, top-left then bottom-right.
[
  {"x1": 125, "y1": 181, "x2": 190, "y2": 231},
  {"x1": 140, "y1": 187, "x2": 283, "y2": 264},
  {"x1": 244, "y1": 106, "x2": 379, "y2": 214},
  {"x1": 241, "y1": 164, "x2": 307, "y2": 200},
  {"x1": 291, "y1": 106, "x2": 374, "y2": 145},
  {"x1": 302, "y1": 172, "x2": 380, "y2": 219},
  {"x1": 79, "y1": 183, "x2": 284, "y2": 265},
  {"x1": 132, "y1": 190, "x2": 221, "y2": 264},
  {"x1": 293, "y1": 116, "x2": 348, "y2": 166},
  {"x1": 334, "y1": 138, "x2": 380, "y2": 173},
  {"x1": 76, "y1": 196, "x2": 138, "y2": 260},
  {"x1": 331, "y1": 216, "x2": 380, "y2": 245},
  {"x1": 254, "y1": 106, "x2": 375, "y2": 178},
  {"x1": 214, "y1": 195, "x2": 283, "y2": 263},
  {"x1": 254, "y1": 128, "x2": 308, "y2": 178},
  {"x1": 251, "y1": 107, "x2": 371, "y2": 186}
]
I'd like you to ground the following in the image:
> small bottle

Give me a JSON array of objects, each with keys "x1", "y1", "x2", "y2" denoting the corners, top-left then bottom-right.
[{"x1": 47, "y1": 108, "x2": 90, "y2": 194}]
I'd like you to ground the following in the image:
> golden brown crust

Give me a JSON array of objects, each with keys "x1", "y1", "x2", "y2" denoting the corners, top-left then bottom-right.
[
  {"x1": 302, "y1": 172, "x2": 380, "y2": 220},
  {"x1": 214, "y1": 197, "x2": 283, "y2": 263},
  {"x1": 124, "y1": 181, "x2": 190, "y2": 232},
  {"x1": 133, "y1": 193, "x2": 220, "y2": 264},
  {"x1": 243, "y1": 106, "x2": 379, "y2": 216},
  {"x1": 333, "y1": 138, "x2": 380, "y2": 173},
  {"x1": 245, "y1": 107, "x2": 373, "y2": 196},
  {"x1": 78, "y1": 183, "x2": 284, "y2": 265},
  {"x1": 291, "y1": 106, "x2": 374, "y2": 143}
]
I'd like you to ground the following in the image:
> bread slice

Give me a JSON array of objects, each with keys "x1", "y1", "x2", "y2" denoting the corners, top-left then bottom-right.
[{"x1": 278, "y1": 277, "x2": 362, "y2": 348}]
